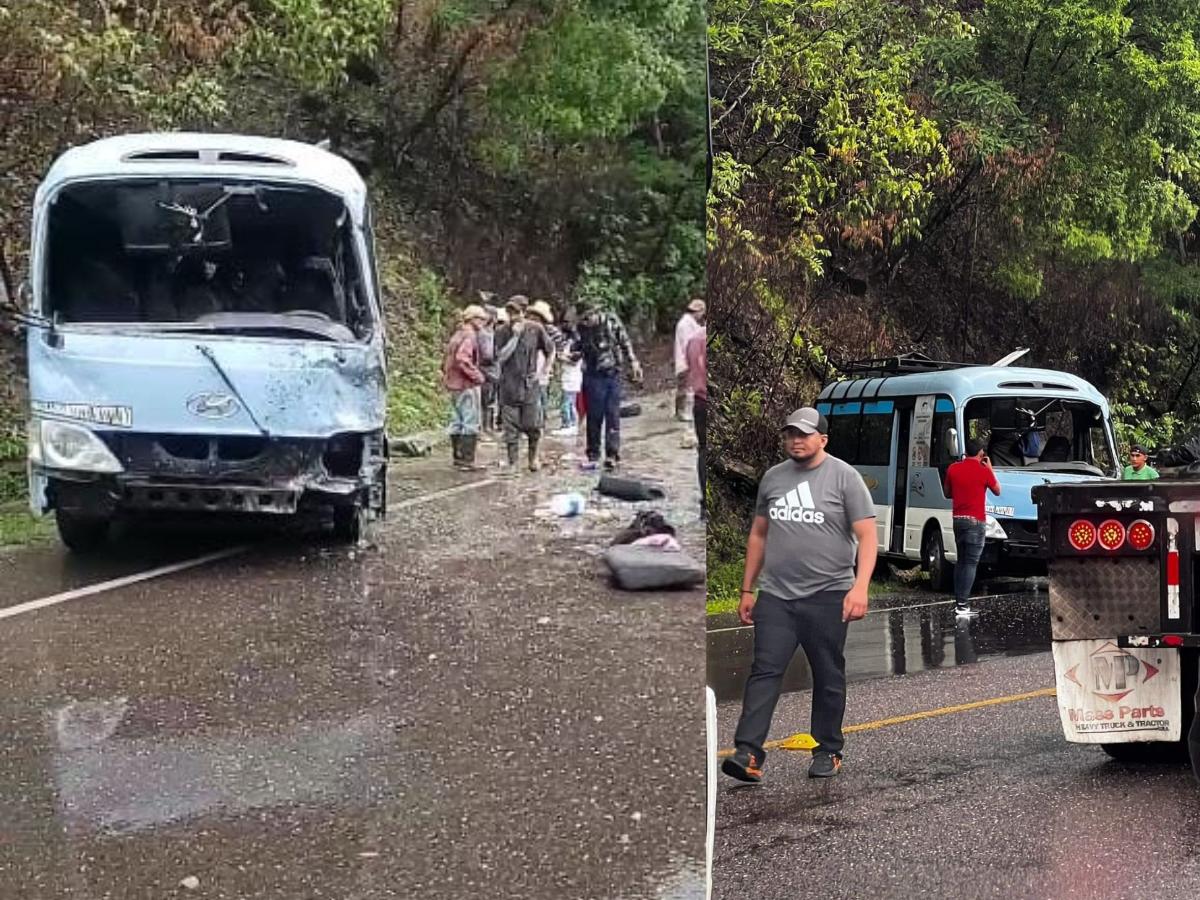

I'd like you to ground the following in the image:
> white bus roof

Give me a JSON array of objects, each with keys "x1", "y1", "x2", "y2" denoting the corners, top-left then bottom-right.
[
  {"x1": 818, "y1": 366, "x2": 1109, "y2": 408},
  {"x1": 35, "y1": 133, "x2": 367, "y2": 220}
]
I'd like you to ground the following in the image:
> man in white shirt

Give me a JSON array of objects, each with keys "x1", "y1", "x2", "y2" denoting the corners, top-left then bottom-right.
[{"x1": 674, "y1": 298, "x2": 705, "y2": 421}]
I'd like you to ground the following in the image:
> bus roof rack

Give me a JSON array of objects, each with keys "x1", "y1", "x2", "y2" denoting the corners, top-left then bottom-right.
[{"x1": 837, "y1": 352, "x2": 979, "y2": 377}]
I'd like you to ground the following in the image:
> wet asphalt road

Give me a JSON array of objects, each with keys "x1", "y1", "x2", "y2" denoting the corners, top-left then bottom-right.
[
  {"x1": 0, "y1": 392, "x2": 704, "y2": 899},
  {"x1": 710, "y1": 590, "x2": 1200, "y2": 899}
]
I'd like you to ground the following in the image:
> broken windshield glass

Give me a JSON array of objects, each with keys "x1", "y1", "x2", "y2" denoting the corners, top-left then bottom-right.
[
  {"x1": 964, "y1": 395, "x2": 1115, "y2": 476},
  {"x1": 44, "y1": 180, "x2": 374, "y2": 340}
]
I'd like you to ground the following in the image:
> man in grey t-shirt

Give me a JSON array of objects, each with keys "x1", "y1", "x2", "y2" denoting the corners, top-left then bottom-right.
[{"x1": 722, "y1": 406, "x2": 877, "y2": 782}]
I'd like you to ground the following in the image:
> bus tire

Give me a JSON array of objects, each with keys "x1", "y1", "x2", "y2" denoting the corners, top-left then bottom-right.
[
  {"x1": 922, "y1": 527, "x2": 953, "y2": 593},
  {"x1": 56, "y1": 509, "x2": 110, "y2": 554},
  {"x1": 332, "y1": 504, "x2": 365, "y2": 543}
]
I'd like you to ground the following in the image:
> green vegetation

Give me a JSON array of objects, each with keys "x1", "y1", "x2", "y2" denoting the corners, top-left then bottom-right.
[
  {"x1": 0, "y1": 505, "x2": 55, "y2": 549},
  {"x1": 709, "y1": 0, "x2": 1200, "y2": 558},
  {"x1": 706, "y1": 559, "x2": 744, "y2": 616}
]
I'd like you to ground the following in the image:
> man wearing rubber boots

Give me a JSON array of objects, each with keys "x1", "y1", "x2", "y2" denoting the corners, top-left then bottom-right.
[
  {"x1": 723, "y1": 407, "x2": 877, "y2": 783},
  {"x1": 495, "y1": 295, "x2": 554, "y2": 474},
  {"x1": 442, "y1": 304, "x2": 488, "y2": 470}
]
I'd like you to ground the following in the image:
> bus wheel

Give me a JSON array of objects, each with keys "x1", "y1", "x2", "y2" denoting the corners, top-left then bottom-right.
[
  {"x1": 56, "y1": 509, "x2": 110, "y2": 555},
  {"x1": 332, "y1": 504, "x2": 365, "y2": 543},
  {"x1": 922, "y1": 528, "x2": 953, "y2": 593}
]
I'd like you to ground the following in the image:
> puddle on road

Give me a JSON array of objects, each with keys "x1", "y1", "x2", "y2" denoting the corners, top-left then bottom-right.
[{"x1": 707, "y1": 590, "x2": 1052, "y2": 703}]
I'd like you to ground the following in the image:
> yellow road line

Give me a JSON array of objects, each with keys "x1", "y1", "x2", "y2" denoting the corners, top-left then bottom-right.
[{"x1": 716, "y1": 687, "x2": 1058, "y2": 758}]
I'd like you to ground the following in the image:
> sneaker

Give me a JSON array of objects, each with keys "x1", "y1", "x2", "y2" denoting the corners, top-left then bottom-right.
[
  {"x1": 808, "y1": 751, "x2": 842, "y2": 778},
  {"x1": 721, "y1": 750, "x2": 763, "y2": 784},
  {"x1": 955, "y1": 604, "x2": 979, "y2": 618}
]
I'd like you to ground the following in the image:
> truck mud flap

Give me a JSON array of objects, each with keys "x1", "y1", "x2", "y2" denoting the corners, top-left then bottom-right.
[{"x1": 1052, "y1": 640, "x2": 1181, "y2": 743}]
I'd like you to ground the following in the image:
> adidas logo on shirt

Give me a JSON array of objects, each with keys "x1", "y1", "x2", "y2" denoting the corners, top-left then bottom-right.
[{"x1": 769, "y1": 482, "x2": 825, "y2": 524}]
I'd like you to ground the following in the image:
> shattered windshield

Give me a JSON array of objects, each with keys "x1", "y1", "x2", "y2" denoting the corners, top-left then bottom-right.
[
  {"x1": 44, "y1": 180, "x2": 374, "y2": 341},
  {"x1": 963, "y1": 395, "x2": 1116, "y2": 477}
]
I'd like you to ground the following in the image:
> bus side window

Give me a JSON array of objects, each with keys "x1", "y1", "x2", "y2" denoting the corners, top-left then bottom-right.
[
  {"x1": 828, "y1": 413, "x2": 862, "y2": 464},
  {"x1": 858, "y1": 411, "x2": 892, "y2": 465}
]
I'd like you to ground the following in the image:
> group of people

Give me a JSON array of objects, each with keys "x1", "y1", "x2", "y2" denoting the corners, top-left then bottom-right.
[{"x1": 441, "y1": 294, "x2": 644, "y2": 475}]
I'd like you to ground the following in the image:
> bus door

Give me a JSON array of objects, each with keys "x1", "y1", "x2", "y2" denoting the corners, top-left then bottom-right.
[
  {"x1": 890, "y1": 401, "x2": 914, "y2": 555},
  {"x1": 906, "y1": 394, "x2": 957, "y2": 558}
]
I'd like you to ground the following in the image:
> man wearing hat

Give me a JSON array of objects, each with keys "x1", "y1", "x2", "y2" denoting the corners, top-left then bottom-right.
[
  {"x1": 722, "y1": 407, "x2": 877, "y2": 784},
  {"x1": 576, "y1": 300, "x2": 642, "y2": 470},
  {"x1": 1123, "y1": 445, "x2": 1159, "y2": 481},
  {"x1": 442, "y1": 305, "x2": 489, "y2": 470},
  {"x1": 527, "y1": 300, "x2": 562, "y2": 432},
  {"x1": 674, "y1": 298, "x2": 706, "y2": 421},
  {"x1": 495, "y1": 295, "x2": 555, "y2": 473}
]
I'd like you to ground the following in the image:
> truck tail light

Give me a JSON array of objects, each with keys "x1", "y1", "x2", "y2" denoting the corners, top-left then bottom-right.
[
  {"x1": 1068, "y1": 519, "x2": 1097, "y2": 551},
  {"x1": 1127, "y1": 519, "x2": 1155, "y2": 551},
  {"x1": 1097, "y1": 519, "x2": 1126, "y2": 551}
]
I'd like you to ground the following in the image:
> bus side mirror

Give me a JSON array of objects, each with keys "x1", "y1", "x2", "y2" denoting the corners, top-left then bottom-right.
[{"x1": 946, "y1": 427, "x2": 960, "y2": 457}]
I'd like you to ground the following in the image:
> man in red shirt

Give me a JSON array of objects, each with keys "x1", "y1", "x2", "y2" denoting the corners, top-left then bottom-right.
[
  {"x1": 942, "y1": 439, "x2": 1001, "y2": 617},
  {"x1": 442, "y1": 305, "x2": 488, "y2": 470}
]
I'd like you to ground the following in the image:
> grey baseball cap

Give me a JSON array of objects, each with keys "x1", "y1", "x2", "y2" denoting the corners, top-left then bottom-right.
[{"x1": 781, "y1": 407, "x2": 829, "y2": 435}]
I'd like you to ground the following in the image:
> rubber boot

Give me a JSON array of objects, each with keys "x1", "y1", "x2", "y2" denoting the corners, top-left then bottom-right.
[
  {"x1": 528, "y1": 436, "x2": 541, "y2": 473},
  {"x1": 460, "y1": 434, "x2": 484, "y2": 471},
  {"x1": 499, "y1": 442, "x2": 520, "y2": 476},
  {"x1": 450, "y1": 434, "x2": 463, "y2": 468}
]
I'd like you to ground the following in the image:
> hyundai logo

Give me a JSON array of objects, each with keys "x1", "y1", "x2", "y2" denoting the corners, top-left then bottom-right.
[{"x1": 186, "y1": 392, "x2": 240, "y2": 419}]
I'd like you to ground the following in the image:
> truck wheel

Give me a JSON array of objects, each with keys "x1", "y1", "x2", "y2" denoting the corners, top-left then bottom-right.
[
  {"x1": 56, "y1": 510, "x2": 110, "y2": 554},
  {"x1": 332, "y1": 505, "x2": 365, "y2": 543},
  {"x1": 922, "y1": 528, "x2": 953, "y2": 592},
  {"x1": 1102, "y1": 741, "x2": 1187, "y2": 764}
]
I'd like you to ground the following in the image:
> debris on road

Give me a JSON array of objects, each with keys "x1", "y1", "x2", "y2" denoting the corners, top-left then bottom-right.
[
  {"x1": 391, "y1": 433, "x2": 437, "y2": 457},
  {"x1": 597, "y1": 474, "x2": 666, "y2": 502},
  {"x1": 632, "y1": 533, "x2": 681, "y2": 552},
  {"x1": 549, "y1": 492, "x2": 588, "y2": 517},
  {"x1": 611, "y1": 510, "x2": 676, "y2": 545},
  {"x1": 619, "y1": 402, "x2": 642, "y2": 418},
  {"x1": 180, "y1": 875, "x2": 200, "y2": 890},
  {"x1": 603, "y1": 544, "x2": 704, "y2": 590}
]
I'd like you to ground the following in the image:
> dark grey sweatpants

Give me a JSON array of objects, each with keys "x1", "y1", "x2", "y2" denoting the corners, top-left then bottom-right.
[{"x1": 733, "y1": 589, "x2": 850, "y2": 763}]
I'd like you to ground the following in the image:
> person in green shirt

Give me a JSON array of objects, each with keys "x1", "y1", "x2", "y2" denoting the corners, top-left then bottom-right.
[{"x1": 1122, "y1": 445, "x2": 1159, "y2": 480}]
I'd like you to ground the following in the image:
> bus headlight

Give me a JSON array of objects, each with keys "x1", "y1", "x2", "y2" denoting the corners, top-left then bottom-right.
[
  {"x1": 35, "y1": 419, "x2": 123, "y2": 474},
  {"x1": 985, "y1": 515, "x2": 1007, "y2": 540}
]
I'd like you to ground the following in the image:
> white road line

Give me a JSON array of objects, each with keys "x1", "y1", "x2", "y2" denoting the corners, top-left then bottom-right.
[
  {"x1": 1, "y1": 477, "x2": 501, "y2": 622},
  {"x1": 0, "y1": 546, "x2": 248, "y2": 622},
  {"x1": 391, "y1": 478, "x2": 496, "y2": 510}
]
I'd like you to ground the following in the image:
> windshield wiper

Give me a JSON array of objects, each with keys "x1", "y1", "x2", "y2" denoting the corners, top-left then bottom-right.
[{"x1": 196, "y1": 344, "x2": 270, "y2": 438}]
